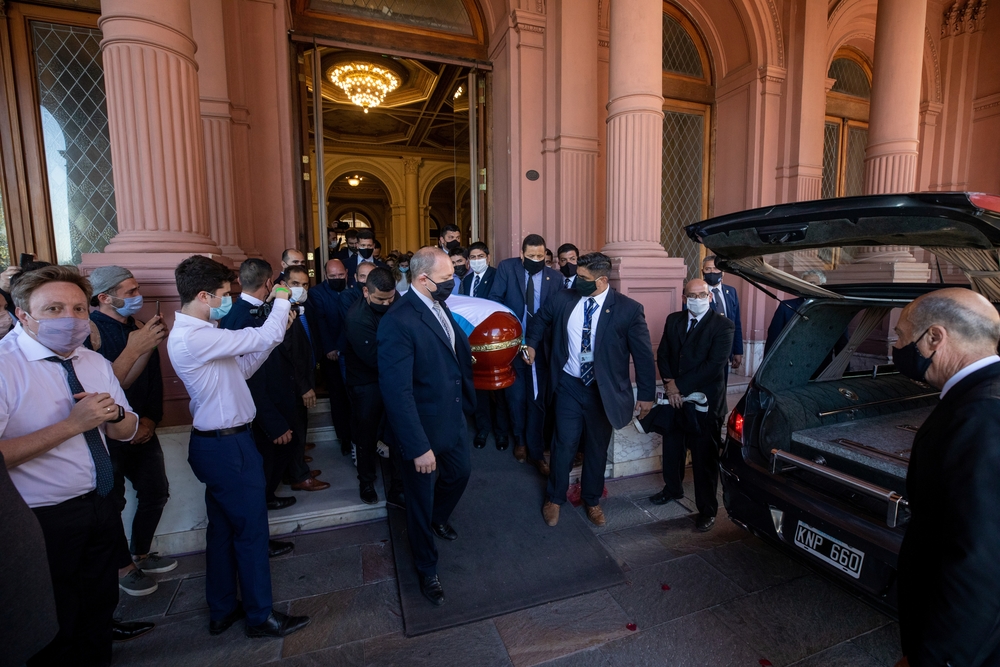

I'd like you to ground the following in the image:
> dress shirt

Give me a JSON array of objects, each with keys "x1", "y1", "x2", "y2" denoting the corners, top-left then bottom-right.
[
  {"x1": 711, "y1": 285, "x2": 726, "y2": 317},
  {"x1": 563, "y1": 288, "x2": 611, "y2": 378},
  {"x1": 0, "y1": 324, "x2": 137, "y2": 507},
  {"x1": 166, "y1": 299, "x2": 291, "y2": 431},
  {"x1": 687, "y1": 312, "x2": 705, "y2": 332},
  {"x1": 471, "y1": 269, "x2": 486, "y2": 296},
  {"x1": 523, "y1": 269, "x2": 543, "y2": 323},
  {"x1": 940, "y1": 355, "x2": 1000, "y2": 398}
]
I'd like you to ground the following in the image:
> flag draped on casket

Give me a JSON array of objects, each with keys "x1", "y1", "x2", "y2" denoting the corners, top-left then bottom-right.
[
  {"x1": 445, "y1": 294, "x2": 523, "y2": 390},
  {"x1": 445, "y1": 294, "x2": 517, "y2": 337}
]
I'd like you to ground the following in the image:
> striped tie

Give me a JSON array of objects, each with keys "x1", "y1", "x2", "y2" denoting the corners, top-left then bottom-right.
[
  {"x1": 472, "y1": 274, "x2": 481, "y2": 296},
  {"x1": 580, "y1": 298, "x2": 598, "y2": 386}
]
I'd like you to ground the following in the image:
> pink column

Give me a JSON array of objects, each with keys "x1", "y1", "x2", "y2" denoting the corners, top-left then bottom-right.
[
  {"x1": 864, "y1": 0, "x2": 927, "y2": 194},
  {"x1": 602, "y1": 0, "x2": 685, "y2": 350}
]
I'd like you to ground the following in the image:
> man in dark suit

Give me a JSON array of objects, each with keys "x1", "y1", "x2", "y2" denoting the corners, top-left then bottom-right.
[
  {"x1": 281, "y1": 265, "x2": 321, "y2": 489},
  {"x1": 334, "y1": 228, "x2": 359, "y2": 263},
  {"x1": 346, "y1": 229, "x2": 388, "y2": 287},
  {"x1": 488, "y1": 233, "x2": 562, "y2": 471},
  {"x1": 892, "y1": 288, "x2": 1000, "y2": 667},
  {"x1": 556, "y1": 243, "x2": 579, "y2": 290},
  {"x1": 378, "y1": 247, "x2": 475, "y2": 606},
  {"x1": 525, "y1": 252, "x2": 656, "y2": 527},
  {"x1": 703, "y1": 255, "x2": 743, "y2": 374},
  {"x1": 645, "y1": 278, "x2": 734, "y2": 532},
  {"x1": 461, "y1": 241, "x2": 508, "y2": 449}
]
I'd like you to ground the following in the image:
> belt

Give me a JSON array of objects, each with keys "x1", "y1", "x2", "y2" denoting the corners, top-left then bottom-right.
[{"x1": 191, "y1": 422, "x2": 252, "y2": 438}]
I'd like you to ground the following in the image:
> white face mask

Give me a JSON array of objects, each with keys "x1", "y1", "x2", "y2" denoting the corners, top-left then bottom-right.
[
  {"x1": 290, "y1": 286, "x2": 308, "y2": 303},
  {"x1": 469, "y1": 258, "x2": 488, "y2": 274},
  {"x1": 686, "y1": 297, "x2": 711, "y2": 317}
]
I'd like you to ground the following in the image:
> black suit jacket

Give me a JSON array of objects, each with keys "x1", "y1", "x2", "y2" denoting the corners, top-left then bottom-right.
[
  {"x1": 657, "y1": 310, "x2": 735, "y2": 421},
  {"x1": 344, "y1": 297, "x2": 387, "y2": 387},
  {"x1": 898, "y1": 361, "x2": 1000, "y2": 666},
  {"x1": 709, "y1": 283, "x2": 743, "y2": 357},
  {"x1": 460, "y1": 266, "x2": 496, "y2": 298},
  {"x1": 526, "y1": 288, "x2": 656, "y2": 429},
  {"x1": 346, "y1": 256, "x2": 388, "y2": 287},
  {"x1": 377, "y1": 290, "x2": 476, "y2": 460},
  {"x1": 305, "y1": 281, "x2": 346, "y2": 357}
]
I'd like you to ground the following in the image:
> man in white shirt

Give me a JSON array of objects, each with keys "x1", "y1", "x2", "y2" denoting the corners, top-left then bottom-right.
[
  {"x1": 0, "y1": 265, "x2": 139, "y2": 665},
  {"x1": 557, "y1": 243, "x2": 579, "y2": 289},
  {"x1": 166, "y1": 255, "x2": 309, "y2": 639}
]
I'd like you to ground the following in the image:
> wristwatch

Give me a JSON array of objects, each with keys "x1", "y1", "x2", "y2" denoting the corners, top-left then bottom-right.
[{"x1": 109, "y1": 405, "x2": 126, "y2": 423}]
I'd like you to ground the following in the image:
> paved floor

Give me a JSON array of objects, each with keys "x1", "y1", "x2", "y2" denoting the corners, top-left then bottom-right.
[{"x1": 113, "y1": 468, "x2": 902, "y2": 667}]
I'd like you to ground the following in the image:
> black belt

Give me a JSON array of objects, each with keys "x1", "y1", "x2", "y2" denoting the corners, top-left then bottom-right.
[{"x1": 191, "y1": 422, "x2": 252, "y2": 438}]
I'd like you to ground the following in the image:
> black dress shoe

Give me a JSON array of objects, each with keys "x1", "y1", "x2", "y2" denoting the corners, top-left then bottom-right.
[
  {"x1": 208, "y1": 603, "x2": 245, "y2": 636},
  {"x1": 649, "y1": 487, "x2": 685, "y2": 505},
  {"x1": 431, "y1": 522, "x2": 458, "y2": 540},
  {"x1": 496, "y1": 434, "x2": 510, "y2": 451},
  {"x1": 420, "y1": 574, "x2": 445, "y2": 606},
  {"x1": 112, "y1": 620, "x2": 155, "y2": 642},
  {"x1": 245, "y1": 610, "x2": 311, "y2": 638},
  {"x1": 695, "y1": 514, "x2": 716, "y2": 532},
  {"x1": 387, "y1": 486, "x2": 406, "y2": 509},
  {"x1": 359, "y1": 482, "x2": 378, "y2": 505},
  {"x1": 473, "y1": 431, "x2": 489, "y2": 449},
  {"x1": 268, "y1": 539, "x2": 294, "y2": 558},
  {"x1": 266, "y1": 496, "x2": 296, "y2": 511}
]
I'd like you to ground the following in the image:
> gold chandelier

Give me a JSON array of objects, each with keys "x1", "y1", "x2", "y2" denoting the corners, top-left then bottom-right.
[{"x1": 329, "y1": 61, "x2": 400, "y2": 113}]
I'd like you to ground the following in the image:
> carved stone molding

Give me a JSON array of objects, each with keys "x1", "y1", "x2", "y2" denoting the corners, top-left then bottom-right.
[
  {"x1": 942, "y1": 0, "x2": 988, "y2": 38},
  {"x1": 402, "y1": 157, "x2": 422, "y2": 175},
  {"x1": 598, "y1": 39, "x2": 610, "y2": 48},
  {"x1": 925, "y1": 27, "x2": 942, "y2": 103}
]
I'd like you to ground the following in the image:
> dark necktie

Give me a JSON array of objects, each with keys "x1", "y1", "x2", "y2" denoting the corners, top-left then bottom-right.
[
  {"x1": 46, "y1": 356, "x2": 114, "y2": 497},
  {"x1": 580, "y1": 298, "x2": 598, "y2": 386},
  {"x1": 711, "y1": 288, "x2": 723, "y2": 314},
  {"x1": 472, "y1": 274, "x2": 481, "y2": 296},
  {"x1": 564, "y1": 277, "x2": 571, "y2": 289},
  {"x1": 525, "y1": 272, "x2": 536, "y2": 317},
  {"x1": 688, "y1": 317, "x2": 698, "y2": 333},
  {"x1": 298, "y1": 310, "x2": 316, "y2": 366}
]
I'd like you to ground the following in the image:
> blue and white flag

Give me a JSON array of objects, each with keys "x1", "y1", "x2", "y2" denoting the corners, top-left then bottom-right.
[{"x1": 445, "y1": 294, "x2": 517, "y2": 338}]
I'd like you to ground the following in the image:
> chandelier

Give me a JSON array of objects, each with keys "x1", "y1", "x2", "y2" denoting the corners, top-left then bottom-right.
[{"x1": 329, "y1": 61, "x2": 400, "y2": 113}]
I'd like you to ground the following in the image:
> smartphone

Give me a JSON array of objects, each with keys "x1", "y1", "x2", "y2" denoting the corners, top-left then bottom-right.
[
  {"x1": 521, "y1": 346, "x2": 531, "y2": 363},
  {"x1": 155, "y1": 300, "x2": 160, "y2": 318},
  {"x1": 19, "y1": 253, "x2": 33, "y2": 268}
]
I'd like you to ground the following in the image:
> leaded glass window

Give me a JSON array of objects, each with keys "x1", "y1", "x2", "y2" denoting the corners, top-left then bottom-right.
[
  {"x1": 33, "y1": 22, "x2": 117, "y2": 265},
  {"x1": 662, "y1": 13, "x2": 703, "y2": 78},
  {"x1": 828, "y1": 58, "x2": 871, "y2": 99},
  {"x1": 844, "y1": 126, "x2": 868, "y2": 197},
  {"x1": 821, "y1": 122, "x2": 840, "y2": 199},
  {"x1": 661, "y1": 110, "x2": 705, "y2": 279},
  {"x1": 822, "y1": 119, "x2": 869, "y2": 199},
  {"x1": 311, "y1": 0, "x2": 473, "y2": 35}
]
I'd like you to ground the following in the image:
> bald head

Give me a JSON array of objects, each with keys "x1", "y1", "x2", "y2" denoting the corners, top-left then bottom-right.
[
  {"x1": 325, "y1": 259, "x2": 346, "y2": 280},
  {"x1": 684, "y1": 278, "x2": 710, "y2": 299},
  {"x1": 410, "y1": 247, "x2": 454, "y2": 299}
]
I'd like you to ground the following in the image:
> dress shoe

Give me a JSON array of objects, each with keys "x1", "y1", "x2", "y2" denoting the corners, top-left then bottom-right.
[
  {"x1": 304, "y1": 442, "x2": 316, "y2": 451},
  {"x1": 359, "y1": 482, "x2": 378, "y2": 505},
  {"x1": 513, "y1": 445, "x2": 527, "y2": 462},
  {"x1": 387, "y1": 486, "x2": 406, "y2": 509},
  {"x1": 291, "y1": 477, "x2": 330, "y2": 491},
  {"x1": 585, "y1": 504, "x2": 606, "y2": 527},
  {"x1": 304, "y1": 455, "x2": 313, "y2": 463},
  {"x1": 495, "y1": 434, "x2": 509, "y2": 450},
  {"x1": 542, "y1": 501, "x2": 560, "y2": 526},
  {"x1": 530, "y1": 457, "x2": 550, "y2": 476},
  {"x1": 420, "y1": 574, "x2": 445, "y2": 606},
  {"x1": 268, "y1": 539, "x2": 294, "y2": 558},
  {"x1": 267, "y1": 496, "x2": 296, "y2": 511},
  {"x1": 245, "y1": 610, "x2": 311, "y2": 638},
  {"x1": 649, "y1": 487, "x2": 684, "y2": 505},
  {"x1": 208, "y1": 603, "x2": 245, "y2": 636},
  {"x1": 473, "y1": 431, "x2": 489, "y2": 449},
  {"x1": 431, "y1": 522, "x2": 458, "y2": 540},
  {"x1": 112, "y1": 620, "x2": 155, "y2": 642},
  {"x1": 309, "y1": 469, "x2": 321, "y2": 478},
  {"x1": 572, "y1": 452, "x2": 584, "y2": 467},
  {"x1": 695, "y1": 514, "x2": 716, "y2": 532}
]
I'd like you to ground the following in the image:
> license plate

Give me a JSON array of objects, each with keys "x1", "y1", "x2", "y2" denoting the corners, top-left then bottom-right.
[{"x1": 793, "y1": 521, "x2": 865, "y2": 579}]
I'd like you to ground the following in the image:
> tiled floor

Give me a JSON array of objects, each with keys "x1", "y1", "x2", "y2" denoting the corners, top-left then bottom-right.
[{"x1": 113, "y1": 467, "x2": 901, "y2": 667}]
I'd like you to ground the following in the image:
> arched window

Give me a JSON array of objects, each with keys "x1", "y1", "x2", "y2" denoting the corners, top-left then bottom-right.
[
  {"x1": 661, "y1": 2, "x2": 712, "y2": 278},
  {"x1": 823, "y1": 50, "x2": 872, "y2": 198}
]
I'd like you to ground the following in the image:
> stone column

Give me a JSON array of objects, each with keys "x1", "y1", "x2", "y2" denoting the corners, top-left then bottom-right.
[
  {"x1": 864, "y1": 0, "x2": 927, "y2": 194},
  {"x1": 403, "y1": 158, "x2": 421, "y2": 252}
]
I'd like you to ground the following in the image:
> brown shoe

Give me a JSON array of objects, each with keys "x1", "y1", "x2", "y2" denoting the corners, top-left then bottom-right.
[
  {"x1": 531, "y1": 458, "x2": 550, "y2": 476},
  {"x1": 585, "y1": 504, "x2": 606, "y2": 527},
  {"x1": 542, "y1": 501, "x2": 560, "y2": 526},
  {"x1": 304, "y1": 455, "x2": 313, "y2": 463},
  {"x1": 304, "y1": 442, "x2": 316, "y2": 452},
  {"x1": 309, "y1": 470, "x2": 321, "y2": 478},
  {"x1": 514, "y1": 445, "x2": 527, "y2": 463},
  {"x1": 291, "y1": 477, "x2": 330, "y2": 492}
]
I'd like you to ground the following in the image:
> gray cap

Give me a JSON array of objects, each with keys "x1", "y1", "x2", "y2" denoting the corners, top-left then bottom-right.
[{"x1": 88, "y1": 266, "x2": 134, "y2": 295}]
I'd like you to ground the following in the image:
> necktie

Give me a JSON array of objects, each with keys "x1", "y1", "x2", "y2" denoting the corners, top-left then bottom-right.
[
  {"x1": 525, "y1": 272, "x2": 536, "y2": 317},
  {"x1": 580, "y1": 298, "x2": 598, "y2": 386},
  {"x1": 46, "y1": 356, "x2": 114, "y2": 497},
  {"x1": 712, "y1": 288, "x2": 724, "y2": 315},
  {"x1": 472, "y1": 274, "x2": 481, "y2": 296},
  {"x1": 432, "y1": 301, "x2": 456, "y2": 353},
  {"x1": 298, "y1": 310, "x2": 316, "y2": 366},
  {"x1": 688, "y1": 317, "x2": 698, "y2": 333},
  {"x1": 564, "y1": 277, "x2": 571, "y2": 289}
]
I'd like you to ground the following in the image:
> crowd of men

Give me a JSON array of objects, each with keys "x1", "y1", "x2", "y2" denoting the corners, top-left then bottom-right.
[{"x1": 1, "y1": 225, "x2": 998, "y2": 666}]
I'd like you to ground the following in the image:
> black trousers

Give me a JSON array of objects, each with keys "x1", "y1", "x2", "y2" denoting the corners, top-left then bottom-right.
[
  {"x1": 504, "y1": 357, "x2": 547, "y2": 459},
  {"x1": 108, "y1": 435, "x2": 169, "y2": 556},
  {"x1": 473, "y1": 388, "x2": 509, "y2": 438},
  {"x1": 321, "y1": 357, "x2": 353, "y2": 448},
  {"x1": 287, "y1": 403, "x2": 310, "y2": 484},
  {"x1": 398, "y1": 426, "x2": 471, "y2": 576},
  {"x1": 28, "y1": 492, "x2": 121, "y2": 667},
  {"x1": 252, "y1": 424, "x2": 296, "y2": 501},
  {"x1": 348, "y1": 382, "x2": 402, "y2": 489},
  {"x1": 661, "y1": 413, "x2": 721, "y2": 517},
  {"x1": 548, "y1": 372, "x2": 613, "y2": 507}
]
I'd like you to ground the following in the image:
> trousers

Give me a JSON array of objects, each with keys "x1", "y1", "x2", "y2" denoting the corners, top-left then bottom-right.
[
  {"x1": 348, "y1": 382, "x2": 403, "y2": 489},
  {"x1": 504, "y1": 357, "x2": 547, "y2": 459},
  {"x1": 108, "y1": 435, "x2": 169, "y2": 557},
  {"x1": 661, "y1": 413, "x2": 721, "y2": 517},
  {"x1": 548, "y1": 372, "x2": 613, "y2": 507},
  {"x1": 473, "y1": 388, "x2": 509, "y2": 438}
]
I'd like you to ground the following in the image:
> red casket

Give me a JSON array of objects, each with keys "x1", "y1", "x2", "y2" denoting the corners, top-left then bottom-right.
[{"x1": 468, "y1": 311, "x2": 523, "y2": 390}]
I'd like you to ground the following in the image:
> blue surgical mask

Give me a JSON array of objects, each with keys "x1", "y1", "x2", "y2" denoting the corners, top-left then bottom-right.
[
  {"x1": 114, "y1": 295, "x2": 143, "y2": 318},
  {"x1": 210, "y1": 295, "x2": 232, "y2": 321}
]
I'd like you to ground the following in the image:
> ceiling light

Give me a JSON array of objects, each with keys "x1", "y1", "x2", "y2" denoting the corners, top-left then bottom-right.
[
  {"x1": 330, "y1": 61, "x2": 400, "y2": 113},
  {"x1": 454, "y1": 85, "x2": 464, "y2": 100},
  {"x1": 348, "y1": 175, "x2": 362, "y2": 187}
]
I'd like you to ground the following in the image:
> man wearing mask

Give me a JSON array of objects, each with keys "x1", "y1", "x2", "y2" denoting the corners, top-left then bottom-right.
[
  {"x1": 342, "y1": 260, "x2": 376, "y2": 318},
  {"x1": 378, "y1": 248, "x2": 475, "y2": 606},
  {"x1": 449, "y1": 246, "x2": 469, "y2": 292},
  {"x1": 86, "y1": 266, "x2": 173, "y2": 600},
  {"x1": 347, "y1": 229, "x2": 387, "y2": 287},
  {"x1": 557, "y1": 244, "x2": 579, "y2": 290},
  {"x1": 1, "y1": 265, "x2": 140, "y2": 665},
  {"x1": 334, "y1": 229, "x2": 360, "y2": 262},
  {"x1": 283, "y1": 265, "x2": 321, "y2": 486},
  {"x1": 438, "y1": 223, "x2": 461, "y2": 253},
  {"x1": 644, "y1": 278, "x2": 734, "y2": 532},
  {"x1": 344, "y1": 267, "x2": 404, "y2": 506},
  {"x1": 306, "y1": 259, "x2": 353, "y2": 455},
  {"x1": 489, "y1": 234, "x2": 561, "y2": 472},
  {"x1": 524, "y1": 253, "x2": 655, "y2": 527},
  {"x1": 168, "y1": 255, "x2": 309, "y2": 638},
  {"x1": 545, "y1": 248, "x2": 555, "y2": 270},
  {"x1": 702, "y1": 255, "x2": 743, "y2": 374}
]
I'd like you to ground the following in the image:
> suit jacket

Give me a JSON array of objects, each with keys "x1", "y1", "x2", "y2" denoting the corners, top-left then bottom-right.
[
  {"x1": 657, "y1": 310, "x2": 735, "y2": 421},
  {"x1": 344, "y1": 297, "x2": 387, "y2": 387},
  {"x1": 346, "y1": 256, "x2": 388, "y2": 287},
  {"x1": 460, "y1": 266, "x2": 496, "y2": 298},
  {"x1": 285, "y1": 313, "x2": 315, "y2": 397},
  {"x1": 710, "y1": 283, "x2": 743, "y2": 357},
  {"x1": 218, "y1": 299, "x2": 299, "y2": 440},
  {"x1": 488, "y1": 257, "x2": 562, "y2": 374},
  {"x1": 377, "y1": 289, "x2": 476, "y2": 460},
  {"x1": 898, "y1": 361, "x2": 1000, "y2": 666},
  {"x1": 526, "y1": 288, "x2": 656, "y2": 429},
  {"x1": 305, "y1": 281, "x2": 346, "y2": 357}
]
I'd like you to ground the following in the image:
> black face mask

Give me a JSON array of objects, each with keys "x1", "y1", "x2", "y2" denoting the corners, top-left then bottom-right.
[
  {"x1": 454, "y1": 264, "x2": 468, "y2": 278},
  {"x1": 892, "y1": 329, "x2": 935, "y2": 383},
  {"x1": 574, "y1": 277, "x2": 598, "y2": 297},
  {"x1": 560, "y1": 262, "x2": 577, "y2": 278},
  {"x1": 523, "y1": 257, "x2": 546, "y2": 275},
  {"x1": 427, "y1": 276, "x2": 455, "y2": 303},
  {"x1": 704, "y1": 272, "x2": 723, "y2": 287},
  {"x1": 358, "y1": 248, "x2": 374, "y2": 260},
  {"x1": 327, "y1": 278, "x2": 347, "y2": 292},
  {"x1": 369, "y1": 300, "x2": 392, "y2": 315},
  {"x1": 445, "y1": 240, "x2": 461, "y2": 251}
]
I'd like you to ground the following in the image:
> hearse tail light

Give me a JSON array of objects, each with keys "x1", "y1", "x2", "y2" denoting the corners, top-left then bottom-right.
[
  {"x1": 727, "y1": 409, "x2": 744, "y2": 444},
  {"x1": 969, "y1": 193, "x2": 1000, "y2": 214}
]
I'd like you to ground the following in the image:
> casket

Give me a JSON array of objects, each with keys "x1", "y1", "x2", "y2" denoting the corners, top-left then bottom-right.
[{"x1": 468, "y1": 311, "x2": 523, "y2": 390}]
